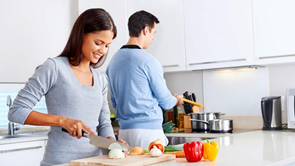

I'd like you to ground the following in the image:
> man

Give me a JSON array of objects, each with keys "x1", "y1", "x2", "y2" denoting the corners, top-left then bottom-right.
[{"x1": 106, "y1": 10, "x2": 183, "y2": 149}]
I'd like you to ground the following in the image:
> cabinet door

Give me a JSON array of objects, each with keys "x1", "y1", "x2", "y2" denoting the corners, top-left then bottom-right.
[
  {"x1": 78, "y1": 0, "x2": 128, "y2": 72},
  {"x1": 0, "y1": 140, "x2": 46, "y2": 166},
  {"x1": 253, "y1": 0, "x2": 295, "y2": 65},
  {"x1": 0, "y1": 1, "x2": 74, "y2": 82},
  {"x1": 184, "y1": 0, "x2": 254, "y2": 70},
  {"x1": 127, "y1": 0, "x2": 186, "y2": 72}
]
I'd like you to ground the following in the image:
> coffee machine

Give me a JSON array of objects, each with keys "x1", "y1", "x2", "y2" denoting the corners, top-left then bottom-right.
[{"x1": 261, "y1": 96, "x2": 283, "y2": 130}]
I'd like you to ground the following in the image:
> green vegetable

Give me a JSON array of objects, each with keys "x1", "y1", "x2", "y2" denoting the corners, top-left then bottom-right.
[
  {"x1": 162, "y1": 121, "x2": 175, "y2": 133},
  {"x1": 162, "y1": 121, "x2": 174, "y2": 128},
  {"x1": 143, "y1": 149, "x2": 149, "y2": 153},
  {"x1": 164, "y1": 145, "x2": 183, "y2": 152}
]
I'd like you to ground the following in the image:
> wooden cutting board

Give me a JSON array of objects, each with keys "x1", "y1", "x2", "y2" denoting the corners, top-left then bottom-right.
[{"x1": 69, "y1": 154, "x2": 176, "y2": 166}]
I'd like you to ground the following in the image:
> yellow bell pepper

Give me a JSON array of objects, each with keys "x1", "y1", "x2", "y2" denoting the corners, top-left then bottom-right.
[{"x1": 203, "y1": 139, "x2": 219, "y2": 161}]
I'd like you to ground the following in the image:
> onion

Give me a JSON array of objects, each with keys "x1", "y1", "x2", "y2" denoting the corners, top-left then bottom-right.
[
  {"x1": 130, "y1": 147, "x2": 145, "y2": 155},
  {"x1": 108, "y1": 143, "x2": 122, "y2": 151},
  {"x1": 109, "y1": 149, "x2": 125, "y2": 159}
]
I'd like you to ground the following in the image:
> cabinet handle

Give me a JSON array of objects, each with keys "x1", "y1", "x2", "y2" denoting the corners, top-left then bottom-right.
[
  {"x1": 163, "y1": 64, "x2": 181, "y2": 68},
  {"x1": 259, "y1": 54, "x2": 295, "y2": 60},
  {"x1": 0, "y1": 146, "x2": 42, "y2": 153},
  {"x1": 189, "y1": 59, "x2": 246, "y2": 66}
]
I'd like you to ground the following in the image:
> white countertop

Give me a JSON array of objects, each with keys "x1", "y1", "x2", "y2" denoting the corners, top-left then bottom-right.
[
  {"x1": 54, "y1": 129, "x2": 295, "y2": 166},
  {"x1": 0, "y1": 132, "x2": 48, "y2": 145}
]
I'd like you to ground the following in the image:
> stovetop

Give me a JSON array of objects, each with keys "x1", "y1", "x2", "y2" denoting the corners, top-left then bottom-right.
[
  {"x1": 174, "y1": 128, "x2": 258, "y2": 134},
  {"x1": 177, "y1": 128, "x2": 233, "y2": 134}
]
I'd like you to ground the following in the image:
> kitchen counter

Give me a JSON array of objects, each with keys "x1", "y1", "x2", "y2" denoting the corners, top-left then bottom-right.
[
  {"x1": 0, "y1": 132, "x2": 48, "y2": 145},
  {"x1": 165, "y1": 128, "x2": 258, "y2": 138},
  {"x1": 54, "y1": 129, "x2": 295, "y2": 166}
]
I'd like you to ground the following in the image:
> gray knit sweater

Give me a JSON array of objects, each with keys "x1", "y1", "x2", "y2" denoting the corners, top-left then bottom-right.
[{"x1": 8, "y1": 56, "x2": 115, "y2": 166}]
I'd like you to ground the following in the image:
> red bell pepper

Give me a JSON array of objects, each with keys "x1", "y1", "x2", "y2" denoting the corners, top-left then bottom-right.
[{"x1": 183, "y1": 141, "x2": 203, "y2": 162}]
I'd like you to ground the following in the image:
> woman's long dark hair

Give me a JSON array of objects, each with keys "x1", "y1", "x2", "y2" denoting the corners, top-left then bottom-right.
[{"x1": 59, "y1": 8, "x2": 117, "y2": 68}]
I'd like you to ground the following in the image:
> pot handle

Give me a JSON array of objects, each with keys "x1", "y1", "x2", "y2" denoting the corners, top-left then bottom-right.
[{"x1": 189, "y1": 119, "x2": 209, "y2": 124}]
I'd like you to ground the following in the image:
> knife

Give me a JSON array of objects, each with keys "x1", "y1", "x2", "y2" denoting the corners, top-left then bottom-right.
[
  {"x1": 192, "y1": 93, "x2": 196, "y2": 102},
  {"x1": 61, "y1": 128, "x2": 133, "y2": 150}
]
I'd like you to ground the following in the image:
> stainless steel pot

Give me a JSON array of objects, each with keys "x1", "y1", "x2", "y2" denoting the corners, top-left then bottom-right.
[
  {"x1": 190, "y1": 112, "x2": 223, "y2": 131},
  {"x1": 190, "y1": 119, "x2": 233, "y2": 132}
]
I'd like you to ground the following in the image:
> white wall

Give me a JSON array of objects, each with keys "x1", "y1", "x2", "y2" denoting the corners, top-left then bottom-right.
[
  {"x1": 203, "y1": 68, "x2": 269, "y2": 115},
  {"x1": 164, "y1": 63, "x2": 294, "y2": 116},
  {"x1": 164, "y1": 71, "x2": 204, "y2": 112},
  {"x1": 0, "y1": 0, "x2": 78, "y2": 82},
  {"x1": 268, "y1": 63, "x2": 295, "y2": 96}
]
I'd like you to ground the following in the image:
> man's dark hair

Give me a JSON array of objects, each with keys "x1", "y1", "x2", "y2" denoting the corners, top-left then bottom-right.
[{"x1": 128, "y1": 10, "x2": 159, "y2": 37}]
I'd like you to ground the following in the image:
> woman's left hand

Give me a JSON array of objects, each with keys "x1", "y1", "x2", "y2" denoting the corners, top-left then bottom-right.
[
  {"x1": 107, "y1": 137, "x2": 129, "y2": 157},
  {"x1": 107, "y1": 137, "x2": 129, "y2": 146}
]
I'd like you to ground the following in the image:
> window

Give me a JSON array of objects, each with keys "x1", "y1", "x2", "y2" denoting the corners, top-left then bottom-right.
[{"x1": 0, "y1": 83, "x2": 47, "y2": 129}]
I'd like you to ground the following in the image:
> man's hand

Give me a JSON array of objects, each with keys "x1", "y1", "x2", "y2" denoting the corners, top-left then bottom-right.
[{"x1": 174, "y1": 94, "x2": 184, "y2": 106}]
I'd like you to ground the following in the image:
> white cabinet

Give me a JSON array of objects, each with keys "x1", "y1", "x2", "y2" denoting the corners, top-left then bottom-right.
[
  {"x1": 184, "y1": 0, "x2": 254, "y2": 70},
  {"x1": 252, "y1": 0, "x2": 295, "y2": 65},
  {"x1": 78, "y1": 0, "x2": 128, "y2": 72},
  {"x1": 126, "y1": 0, "x2": 186, "y2": 72},
  {"x1": 0, "y1": 0, "x2": 75, "y2": 82},
  {"x1": 0, "y1": 140, "x2": 46, "y2": 166}
]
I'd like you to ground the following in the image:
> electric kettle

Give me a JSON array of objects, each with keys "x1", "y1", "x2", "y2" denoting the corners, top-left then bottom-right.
[{"x1": 261, "y1": 96, "x2": 283, "y2": 130}]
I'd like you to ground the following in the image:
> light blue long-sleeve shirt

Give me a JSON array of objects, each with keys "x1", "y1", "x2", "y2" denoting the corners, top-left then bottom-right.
[{"x1": 106, "y1": 45, "x2": 177, "y2": 130}]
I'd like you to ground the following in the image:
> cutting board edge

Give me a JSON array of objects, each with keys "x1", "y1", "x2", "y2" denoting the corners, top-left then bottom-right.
[{"x1": 69, "y1": 154, "x2": 176, "y2": 166}]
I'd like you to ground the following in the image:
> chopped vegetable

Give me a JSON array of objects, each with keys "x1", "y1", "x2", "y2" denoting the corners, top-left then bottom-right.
[
  {"x1": 162, "y1": 121, "x2": 175, "y2": 133},
  {"x1": 150, "y1": 145, "x2": 162, "y2": 157},
  {"x1": 163, "y1": 150, "x2": 185, "y2": 158},
  {"x1": 108, "y1": 143, "x2": 122, "y2": 150},
  {"x1": 164, "y1": 145, "x2": 183, "y2": 152},
  {"x1": 148, "y1": 139, "x2": 164, "y2": 152},
  {"x1": 108, "y1": 149, "x2": 125, "y2": 159},
  {"x1": 130, "y1": 147, "x2": 145, "y2": 155}
]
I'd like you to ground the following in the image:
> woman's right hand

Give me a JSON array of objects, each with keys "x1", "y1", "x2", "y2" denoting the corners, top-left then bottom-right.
[{"x1": 60, "y1": 117, "x2": 96, "y2": 139}]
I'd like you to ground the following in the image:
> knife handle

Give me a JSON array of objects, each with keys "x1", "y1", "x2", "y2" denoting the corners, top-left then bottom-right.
[{"x1": 61, "y1": 128, "x2": 88, "y2": 137}]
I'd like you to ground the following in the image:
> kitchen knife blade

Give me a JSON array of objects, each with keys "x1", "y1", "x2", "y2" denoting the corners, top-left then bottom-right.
[
  {"x1": 87, "y1": 133, "x2": 133, "y2": 150},
  {"x1": 61, "y1": 128, "x2": 133, "y2": 150}
]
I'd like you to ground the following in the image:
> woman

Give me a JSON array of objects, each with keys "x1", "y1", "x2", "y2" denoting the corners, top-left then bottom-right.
[{"x1": 8, "y1": 8, "x2": 126, "y2": 166}]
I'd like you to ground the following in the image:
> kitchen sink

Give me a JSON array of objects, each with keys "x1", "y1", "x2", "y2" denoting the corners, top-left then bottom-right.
[
  {"x1": 167, "y1": 137, "x2": 216, "y2": 145},
  {"x1": 0, "y1": 132, "x2": 48, "y2": 140}
]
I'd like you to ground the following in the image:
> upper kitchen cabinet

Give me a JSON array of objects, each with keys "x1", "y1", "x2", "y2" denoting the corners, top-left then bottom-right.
[
  {"x1": 0, "y1": 0, "x2": 75, "y2": 82},
  {"x1": 78, "y1": 0, "x2": 128, "y2": 72},
  {"x1": 126, "y1": 0, "x2": 186, "y2": 72},
  {"x1": 184, "y1": 0, "x2": 254, "y2": 70},
  {"x1": 252, "y1": 0, "x2": 295, "y2": 65}
]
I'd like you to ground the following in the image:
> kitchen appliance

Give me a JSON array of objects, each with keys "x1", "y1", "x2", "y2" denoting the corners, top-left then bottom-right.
[
  {"x1": 287, "y1": 89, "x2": 295, "y2": 129},
  {"x1": 261, "y1": 96, "x2": 283, "y2": 130},
  {"x1": 61, "y1": 128, "x2": 132, "y2": 150},
  {"x1": 190, "y1": 112, "x2": 223, "y2": 131}
]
